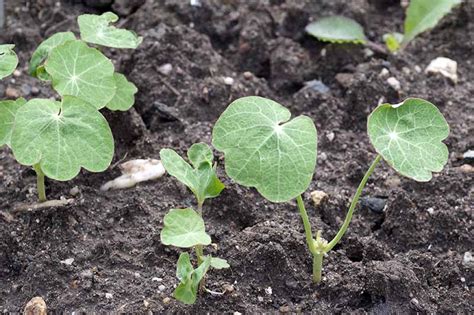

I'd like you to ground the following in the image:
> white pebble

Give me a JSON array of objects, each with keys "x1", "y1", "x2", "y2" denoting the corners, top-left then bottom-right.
[
  {"x1": 257, "y1": 296, "x2": 264, "y2": 302},
  {"x1": 158, "y1": 63, "x2": 173, "y2": 76},
  {"x1": 462, "y1": 252, "x2": 473, "y2": 266},
  {"x1": 101, "y1": 159, "x2": 166, "y2": 191},
  {"x1": 60, "y1": 258, "x2": 74, "y2": 265},
  {"x1": 386, "y1": 77, "x2": 401, "y2": 91},
  {"x1": 426, "y1": 207, "x2": 434, "y2": 215},
  {"x1": 134, "y1": 272, "x2": 141, "y2": 278},
  {"x1": 105, "y1": 293, "x2": 113, "y2": 299},
  {"x1": 414, "y1": 65, "x2": 422, "y2": 73},
  {"x1": 152, "y1": 277, "x2": 163, "y2": 282},
  {"x1": 311, "y1": 190, "x2": 329, "y2": 207},
  {"x1": 425, "y1": 57, "x2": 458, "y2": 83},
  {"x1": 265, "y1": 286, "x2": 272, "y2": 295},
  {"x1": 320, "y1": 48, "x2": 326, "y2": 57},
  {"x1": 69, "y1": 186, "x2": 80, "y2": 196},
  {"x1": 379, "y1": 68, "x2": 389, "y2": 78},
  {"x1": 326, "y1": 131, "x2": 335, "y2": 142},
  {"x1": 158, "y1": 284, "x2": 166, "y2": 291},
  {"x1": 224, "y1": 77, "x2": 234, "y2": 86}
]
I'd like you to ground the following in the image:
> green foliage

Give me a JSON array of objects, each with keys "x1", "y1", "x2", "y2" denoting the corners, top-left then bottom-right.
[
  {"x1": 402, "y1": 0, "x2": 462, "y2": 47},
  {"x1": 160, "y1": 143, "x2": 225, "y2": 205},
  {"x1": 106, "y1": 73, "x2": 138, "y2": 111},
  {"x1": 368, "y1": 98, "x2": 449, "y2": 181},
  {"x1": 29, "y1": 32, "x2": 76, "y2": 79},
  {"x1": 383, "y1": 32, "x2": 403, "y2": 52},
  {"x1": 305, "y1": 16, "x2": 367, "y2": 44},
  {"x1": 161, "y1": 208, "x2": 212, "y2": 248},
  {"x1": 10, "y1": 96, "x2": 114, "y2": 181},
  {"x1": 174, "y1": 253, "x2": 211, "y2": 304},
  {"x1": 78, "y1": 12, "x2": 143, "y2": 49},
  {"x1": 210, "y1": 257, "x2": 230, "y2": 269},
  {"x1": 45, "y1": 40, "x2": 116, "y2": 109},
  {"x1": 0, "y1": 44, "x2": 18, "y2": 79},
  {"x1": 212, "y1": 96, "x2": 317, "y2": 203},
  {"x1": 0, "y1": 98, "x2": 26, "y2": 146}
]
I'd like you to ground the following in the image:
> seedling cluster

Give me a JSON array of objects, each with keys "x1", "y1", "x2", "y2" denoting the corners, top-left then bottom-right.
[
  {"x1": 0, "y1": 12, "x2": 141, "y2": 201},
  {"x1": 305, "y1": 0, "x2": 462, "y2": 52}
]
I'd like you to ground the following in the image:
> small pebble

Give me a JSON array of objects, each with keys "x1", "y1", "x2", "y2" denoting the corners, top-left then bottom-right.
[
  {"x1": 233, "y1": 312, "x2": 242, "y2": 315},
  {"x1": 69, "y1": 186, "x2": 80, "y2": 196},
  {"x1": 152, "y1": 277, "x2": 163, "y2": 282},
  {"x1": 224, "y1": 77, "x2": 234, "y2": 86},
  {"x1": 361, "y1": 197, "x2": 387, "y2": 213},
  {"x1": 425, "y1": 57, "x2": 458, "y2": 83},
  {"x1": 426, "y1": 207, "x2": 434, "y2": 215},
  {"x1": 105, "y1": 293, "x2": 113, "y2": 299},
  {"x1": 243, "y1": 71, "x2": 253, "y2": 80},
  {"x1": 319, "y1": 152, "x2": 327, "y2": 162},
  {"x1": 410, "y1": 298, "x2": 419, "y2": 306},
  {"x1": 379, "y1": 68, "x2": 389, "y2": 78},
  {"x1": 158, "y1": 284, "x2": 166, "y2": 291},
  {"x1": 335, "y1": 73, "x2": 353, "y2": 88},
  {"x1": 363, "y1": 48, "x2": 374, "y2": 58},
  {"x1": 157, "y1": 63, "x2": 173, "y2": 76},
  {"x1": 60, "y1": 258, "x2": 74, "y2": 265},
  {"x1": 264, "y1": 286, "x2": 272, "y2": 295},
  {"x1": 143, "y1": 300, "x2": 149, "y2": 308},
  {"x1": 311, "y1": 190, "x2": 329, "y2": 207},
  {"x1": 31, "y1": 87, "x2": 40, "y2": 96},
  {"x1": 460, "y1": 277, "x2": 466, "y2": 283},
  {"x1": 5, "y1": 87, "x2": 20, "y2": 98},
  {"x1": 326, "y1": 131, "x2": 335, "y2": 142},
  {"x1": 414, "y1": 65, "x2": 422, "y2": 73},
  {"x1": 386, "y1": 77, "x2": 401, "y2": 91},
  {"x1": 134, "y1": 272, "x2": 140, "y2": 278},
  {"x1": 23, "y1": 297, "x2": 46, "y2": 315},
  {"x1": 462, "y1": 252, "x2": 473, "y2": 267},
  {"x1": 257, "y1": 296, "x2": 264, "y2": 302},
  {"x1": 163, "y1": 297, "x2": 171, "y2": 304},
  {"x1": 463, "y1": 150, "x2": 474, "y2": 164},
  {"x1": 304, "y1": 79, "x2": 330, "y2": 94},
  {"x1": 459, "y1": 164, "x2": 474, "y2": 173},
  {"x1": 13, "y1": 70, "x2": 21, "y2": 77},
  {"x1": 320, "y1": 48, "x2": 326, "y2": 57},
  {"x1": 402, "y1": 67, "x2": 411, "y2": 75}
]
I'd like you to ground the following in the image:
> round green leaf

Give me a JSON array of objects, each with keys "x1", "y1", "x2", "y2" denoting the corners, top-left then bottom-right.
[
  {"x1": 187, "y1": 142, "x2": 213, "y2": 168},
  {"x1": 212, "y1": 96, "x2": 317, "y2": 203},
  {"x1": 45, "y1": 40, "x2": 116, "y2": 109},
  {"x1": 29, "y1": 32, "x2": 76, "y2": 78},
  {"x1": 0, "y1": 44, "x2": 18, "y2": 79},
  {"x1": 305, "y1": 16, "x2": 367, "y2": 44},
  {"x1": 10, "y1": 96, "x2": 114, "y2": 181},
  {"x1": 0, "y1": 98, "x2": 26, "y2": 146},
  {"x1": 78, "y1": 12, "x2": 143, "y2": 49},
  {"x1": 210, "y1": 257, "x2": 230, "y2": 269},
  {"x1": 368, "y1": 98, "x2": 449, "y2": 182},
  {"x1": 160, "y1": 208, "x2": 211, "y2": 248},
  {"x1": 106, "y1": 73, "x2": 138, "y2": 111}
]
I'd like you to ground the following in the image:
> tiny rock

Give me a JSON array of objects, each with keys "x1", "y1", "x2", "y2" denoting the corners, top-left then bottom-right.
[
  {"x1": 152, "y1": 277, "x2": 163, "y2": 282},
  {"x1": 426, "y1": 207, "x2": 434, "y2": 215},
  {"x1": 386, "y1": 77, "x2": 401, "y2": 91},
  {"x1": 5, "y1": 87, "x2": 20, "y2": 98},
  {"x1": 425, "y1": 57, "x2": 458, "y2": 83},
  {"x1": 379, "y1": 68, "x2": 389, "y2": 78},
  {"x1": 223, "y1": 77, "x2": 234, "y2": 86},
  {"x1": 158, "y1": 284, "x2": 166, "y2": 291},
  {"x1": 157, "y1": 63, "x2": 173, "y2": 76},
  {"x1": 463, "y1": 150, "x2": 474, "y2": 164},
  {"x1": 105, "y1": 293, "x2": 113, "y2": 299},
  {"x1": 335, "y1": 73, "x2": 353, "y2": 88},
  {"x1": 462, "y1": 251, "x2": 473, "y2": 267},
  {"x1": 326, "y1": 131, "x2": 335, "y2": 142},
  {"x1": 13, "y1": 69, "x2": 21, "y2": 77},
  {"x1": 101, "y1": 159, "x2": 166, "y2": 191},
  {"x1": 69, "y1": 186, "x2": 80, "y2": 196},
  {"x1": 311, "y1": 190, "x2": 329, "y2": 207},
  {"x1": 23, "y1": 297, "x2": 47, "y2": 315},
  {"x1": 257, "y1": 296, "x2": 264, "y2": 302},
  {"x1": 363, "y1": 48, "x2": 374, "y2": 58},
  {"x1": 459, "y1": 164, "x2": 474, "y2": 173},
  {"x1": 303, "y1": 79, "x2": 330, "y2": 94},
  {"x1": 361, "y1": 197, "x2": 387, "y2": 213},
  {"x1": 264, "y1": 286, "x2": 272, "y2": 295},
  {"x1": 143, "y1": 299, "x2": 150, "y2": 308},
  {"x1": 243, "y1": 71, "x2": 253, "y2": 80},
  {"x1": 163, "y1": 297, "x2": 171, "y2": 304},
  {"x1": 414, "y1": 65, "x2": 422, "y2": 73},
  {"x1": 60, "y1": 258, "x2": 74, "y2": 265}
]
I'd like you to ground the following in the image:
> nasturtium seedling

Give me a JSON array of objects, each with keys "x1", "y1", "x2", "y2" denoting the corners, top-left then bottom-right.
[
  {"x1": 212, "y1": 96, "x2": 317, "y2": 202},
  {"x1": 159, "y1": 143, "x2": 228, "y2": 304},
  {"x1": 305, "y1": 16, "x2": 367, "y2": 44},
  {"x1": 0, "y1": 98, "x2": 26, "y2": 146},
  {"x1": 383, "y1": 32, "x2": 403, "y2": 53},
  {"x1": 213, "y1": 96, "x2": 450, "y2": 283},
  {"x1": 78, "y1": 12, "x2": 143, "y2": 49},
  {"x1": 106, "y1": 73, "x2": 138, "y2": 111},
  {"x1": 160, "y1": 143, "x2": 225, "y2": 207},
  {"x1": 0, "y1": 44, "x2": 18, "y2": 79}
]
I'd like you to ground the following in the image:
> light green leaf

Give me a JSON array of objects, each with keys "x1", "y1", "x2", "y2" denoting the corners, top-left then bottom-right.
[
  {"x1": 174, "y1": 255, "x2": 211, "y2": 305},
  {"x1": 78, "y1": 12, "x2": 143, "y2": 49},
  {"x1": 106, "y1": 73, "x2": 138, "y2": 111},
  {"x1": 402, "y1": 0, "x2": 462, "y2": 47},
  {"x1": 212, "y1": 96, "x2": 317, "y2": 203},
  {"x1": 305, "y1": 16, "x2": 367, "y2": 44},
  {"x1": 383, "y1": 32, "x2": 403, "y2": 52},
  {"x1": 210, "y1": 257, "x2": 230, "y2": 269},
  {"x1": 45, "y1": 40, "x2": 116, "y2": 109},
  {"x1": 160, "y1": 208, "x2": 211, "y2": 248},
  {"x1": 10, "y1": 96, "x2": 114, "y2": 181},
  {"x1": 0, "y1": 98, "x2": 26, "y2": 146},
  {"x1": 368, "y1": 98, "x2": 449, "y2": 182},
  {"x1": 0, "y1": 44, "x2": 18, "y2": 79},
  {"x1": 29, "y1": 32, "x2": 76, "y2": 79},
  {"x1": 160, "y1": 143, "x2": 225, "y2": 205}
]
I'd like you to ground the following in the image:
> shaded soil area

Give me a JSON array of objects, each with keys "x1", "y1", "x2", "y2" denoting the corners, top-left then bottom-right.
[{"x1": 1, "y1": 0, "x2": 473, "y2": 313}]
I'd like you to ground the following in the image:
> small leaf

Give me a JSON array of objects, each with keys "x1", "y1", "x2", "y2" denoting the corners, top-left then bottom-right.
[
  {"x1": 78, "y1": 12, "x2": 143, "y2": 49},
  {"x1": 160, "y1": 144, "x2": 224, "y2": 205},
  {"x1": 188, "y1": 143, "x2": 213, "y2": 168},
  {"x1": 174, "y1": 255, "x2": 211, "y2": 304},
  {"x1": 305, "y1": 16, "x2": 367, "y2": 44},
  {"x1": 45, "y1": 40, "x2": 116, "y2": 109},
  {"x1": 176, "y1": 252, "x2": 194, "y2": 281},
  {"x1": 402, "y1": 0, "x2": 462, "y2": 47},
  {"x1": 106, "y1": 73, "x2": 138, "y2": 111},
  {"x1": 10, "y1": 96, "x2": 114, "y2": 181},
  {"x1": 0, "y1": 98, "x2": 26, "y2": 146},
  {"x1": 368, "y1": 98, "x2": 449, "y2": 182},
  {"x1": 210, "y1": 257, "x2": 230, "y2": 269},
  {"x1": 29, "y1": 32, "x2": 76, "y2": 79},
  {"x1": 160, "y1": 208, "x2": 211, "y2": 248},
  {"x1": 0, "y1": 44, "x2": 18, "y2": 79},
  {"x1": 212, "y1": 96, "x2": 317, "y2": 203},
  {"x1": 383, "y1": 32, "x2": 403, "y2": 52}
]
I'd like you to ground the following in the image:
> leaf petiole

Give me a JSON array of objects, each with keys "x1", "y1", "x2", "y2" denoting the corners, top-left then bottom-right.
[{"x1": 33, "y1": 163, "x2": 47, "y2": 202}]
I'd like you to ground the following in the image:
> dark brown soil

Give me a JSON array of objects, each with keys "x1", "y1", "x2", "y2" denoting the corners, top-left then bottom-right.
[{"x1": 1, "y1": 0, "x2": 473, "y2": 313}]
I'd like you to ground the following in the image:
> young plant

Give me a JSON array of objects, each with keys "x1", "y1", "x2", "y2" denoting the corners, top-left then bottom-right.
[
  {"x1": 159, "y1": 143, "x2": 228, "y2": 304},
  {"x1": 0, "y1": 44, "x2": 18, "y2": 79},
  {"x1": 305, "y1": 0, "x2": 462, "y2": 52},
  {"x1": 212, "y1": 96, "x2": 449, "y2": 283},
  {"x1": 0, "y1": 12, "x2": 141, "y2": 202}
]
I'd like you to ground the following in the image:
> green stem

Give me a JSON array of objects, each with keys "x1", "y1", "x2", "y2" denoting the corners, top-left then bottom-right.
[
  {"x1": 313, "y1": 253, "x2": 323, "y2": 283},
  {"x1": 296, "y1": 195, "x2": 316, "y2": 255},
  {"x1": 325, "y1": 155, "x2": 381, "y2": 252},
  {"x1": 33, "y1": 164, "x2": 47, "y2": 202},
  {"x1": 195, "y1": 201, "x2": 205, "y2": 291}
]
